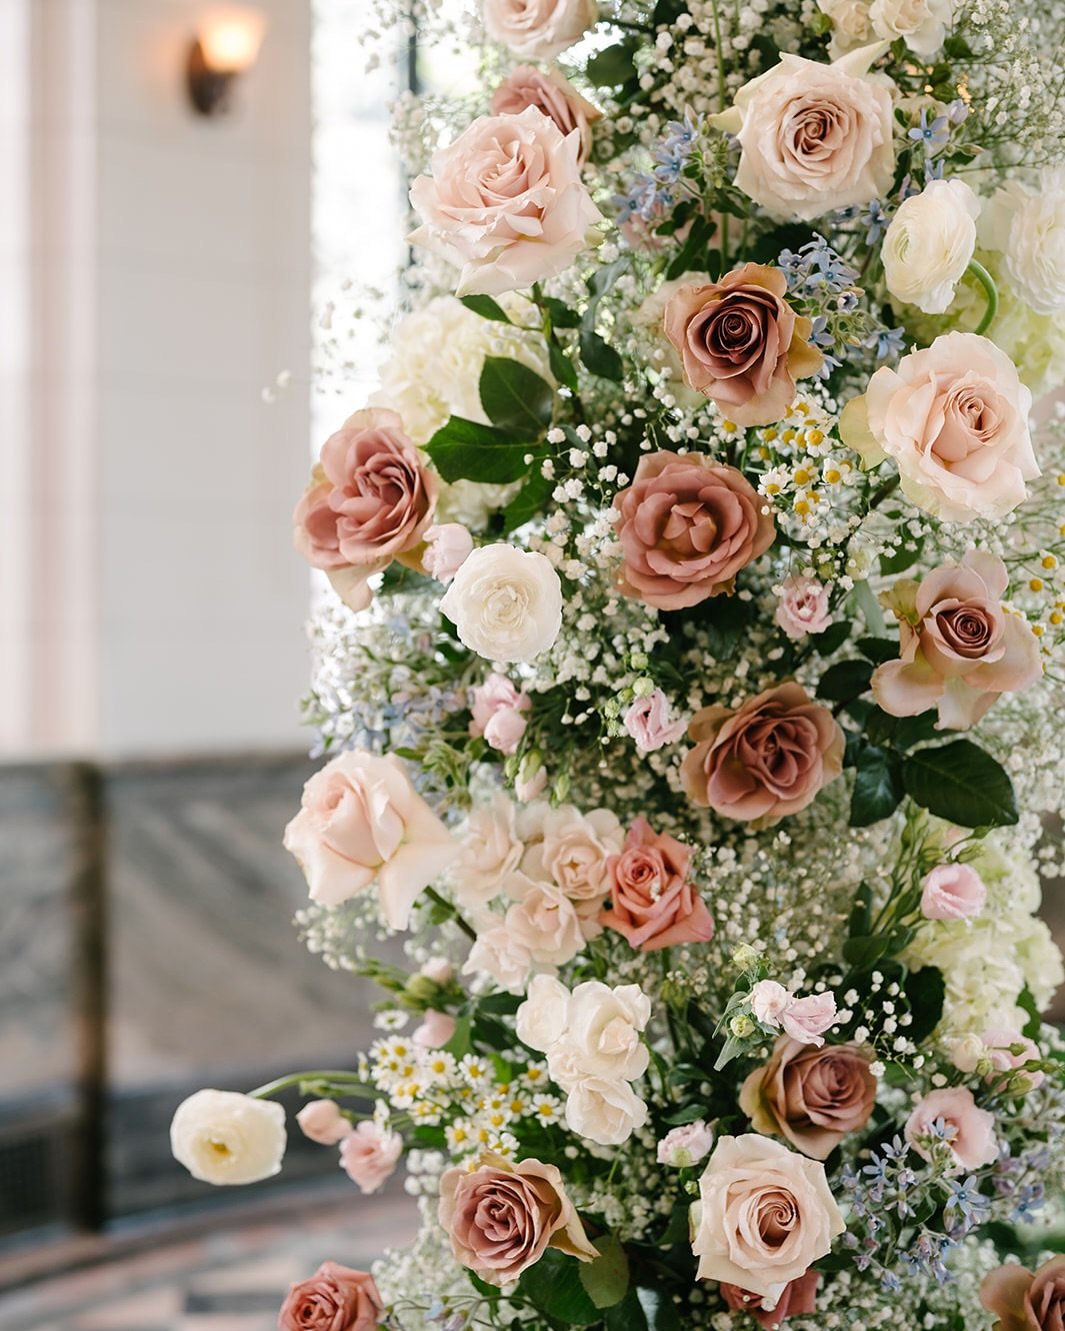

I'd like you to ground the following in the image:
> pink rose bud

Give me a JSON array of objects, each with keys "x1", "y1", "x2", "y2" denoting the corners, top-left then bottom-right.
[
  {"x1": 515, "y1": 754, "x2": 548, "y2": 802},
  {"x1": 419, "y1": 957, "x2": 454, "y2": 985},
  {"x1": 423, "y1": 523, "x2": 473, "y2": 584},
  {"x1": 982, "y1": 1028, "x2": 1045, "y2": 1092},
  {"x1": 623, "y1": 690, "x2": 688, "y2": 753},
  {"x1": 781, "y1": 992, "x2": 838, "y2": 1047},
  {"x1": 657, "y1": 1119, "x2": 716, "y2": 1167},
  {"x1": 339, "y1": 1120, "x2": 403, "y2": 1195},
  {"x1": 469, "y1": 673, "x2": 531, "y2": 749},
  {"x1": 412, "y1": 1009, "x2": 457, "y2": 1049},
  {"x1": 751, "y1": 979, "x2": 792, "y2": 1028},
  {"x1": 296, "y1": 1099, "x2": 353, "y2": 1146},
  {"x1": 775, "y1": 575, "x2": 833, "y2": 640},
  {"x1": 920, "y1": 863, "x2": 987, "y2": 921},
  {"x1": 483, "y1": 705, "x2": 528, "y2": 755}
]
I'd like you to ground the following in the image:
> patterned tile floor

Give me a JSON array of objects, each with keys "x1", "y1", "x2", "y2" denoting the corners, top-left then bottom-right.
[{"x1": 0, "y1": 1191, "x2": 418, "y2": 1331}]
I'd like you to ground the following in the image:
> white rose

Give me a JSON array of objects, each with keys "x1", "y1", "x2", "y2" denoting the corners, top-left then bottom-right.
[
  {"x1": 983, "y1": 170, "x2": 1065, "y2": 316},
  {"x1": 869, "y1": 0, "x2": 951, "y2": 55},
  {"x1": 482, "y1": 0, "x2": 598, "y2": 59},
  {"x1": 505, "y1": 878, "x2": 585, "y2": 966},
  {"x1": 564, "y1": 1076, "x2": 649, "y2": 1146},
  {"x1": 463, "y1": 925, "x2": 532, "y2": 994},
  {"x1": 516, "y1": 973, "x2": 571, "y2": 1051},
  {"x1": 882, "y1": 179, "x2": 979, "y2": 314},
  {"x1": 446, "y1": 793, "x2": 524, "y2": 907},
  {"x1": 170, "y1": 1089, "x2": 286, "y2": 1186},
  {"x1": 559, "y1": 980, "x2": 652, "y2": 1082},
  {"x1": 440, "y1": 544, "x2": 563, "y2": 663},
  {"x1": 818, "y1": 0, "x2": 874, "y2": 56}
]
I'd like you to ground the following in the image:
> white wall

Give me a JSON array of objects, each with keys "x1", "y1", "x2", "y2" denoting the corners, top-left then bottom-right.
[{"x1": 2, "y1": 0, "x2": 313, "y2": 758}]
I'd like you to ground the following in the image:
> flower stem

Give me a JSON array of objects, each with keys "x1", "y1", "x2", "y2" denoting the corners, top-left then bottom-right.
[
  {"x1": 248, "y1": 1071, "x2": 374, "y2": 1099},
  {"x1": 967, "y1": 259, "x2": 999, "y2": 336},
  {"x1": 424, "y1": 884, "x2": 477, "y2": 941}
]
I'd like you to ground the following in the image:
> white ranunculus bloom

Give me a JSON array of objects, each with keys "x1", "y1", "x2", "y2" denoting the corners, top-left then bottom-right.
[
  {"x1": 440, "y1": 544, "x2": 563, "y2": 663},
  {"x1": 516, "y1": 973, "x2": 571, "y2": 1052},
  {"x1": 557, "y1": 981, "x2": 652, "y2": 1083},
  {"x1": 170, "y1": 1089, "x2": 286, "y2": 1186},
  {"x1": 870, "y1": 0, "x2": 951, "y2": 56},
  {"x1": 982, "y1": 170, "x2": 1065, "y2": 315},
  {"x1": 881, "y1": 178, "x2": 979, "y2": 314},
  {"x1": 563, "y1": 1076, "x2": 649, "y2": 1146}
]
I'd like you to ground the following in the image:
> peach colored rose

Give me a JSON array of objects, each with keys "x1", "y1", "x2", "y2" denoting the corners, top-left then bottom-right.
[
  {"x1": 296, "y1": 1100, "x2": 352, "y2": 1146},
  {"x1": 681, "y1": 683, "x2": 844, "y2": 824},
  {"x1": 663, "y1": 264, "x2": 822, "y2": 426},
  {"x1": 339, "y1": 1121, "x2": 402, "y2": 1195},
  {"x1": 905, "y1": 1086, "x2": 998, "y2": 1170},
  {"x1": 710, "y1": 46, "x2": 895, "y2": 221},
  {"x1": 841, "y1": 332, "x2": 1038, "y2": 522},
  {"x1": 873, "y1": 551, "x2": 1042, "y2": 730},
  {"x1": 293, "y1": 408, "x2": 437, "y2": 613},
  {"x1": 692, "y1": 1134, "x2": 845, "y2": 1297},
  {"x1": 623, "y1": 690, "x2": 688, "y2": 752},
  {"x1": 278, "y1": 1261, "x2": 382, "y2": 1331},
  {"x1": 775, "y1": 576, "x2": 833, "y2": 640},
  {"x1": 438, "y1": 1151, "x2": 597, "y2": 1285},
  {"x1": 409, "y1": 105, "x2": 602, "y2": 296},
  {"x1": 491, "y1": 66, "x2": 601, "y2": 164},
  {"x1": 482, "y1": 0, "x2": 598, "y2": 59},
  {"x1": 982, "y1": 1255, "x2": 1065, "y2": 1331},
  {"x1": 720, "y1": 1271, "x2": 821, "y2": 1328},
  {"x1": 613, "y1": 451, "x2": 776, "y2": 610},
  {"x1": 463, "y1": 924, "x2": 532, "y2": 994},
  {"x1": 920, "y1": 862, "x2": 987, "y2": 920},
  {"x1": 599, "y1": 815, "x2": 714, "y2": 952},
  {"x1": 283, "y1": 750, "x2": 457, "y2": 930},
  {"x1": 740, "y1": 1036, "x2": 876, "y2": 1160}
]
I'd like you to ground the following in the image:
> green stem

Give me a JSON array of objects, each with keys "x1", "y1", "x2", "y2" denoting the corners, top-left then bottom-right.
[
  {"x1": 424, "y1": 884, "x2": 477, "y2": 941},
  {"x1": 967, "y1": 259, "x2": 999, "y2": 336},
  {"x1": 706, "y1": 0, "x2": 731, "y2": 269},
  {"x1": 248, "y1": 1071, "x2": 373, "y2": 1099},
  {"x1": 854, "y1": 576, "x2": 887, "y2": 637}
]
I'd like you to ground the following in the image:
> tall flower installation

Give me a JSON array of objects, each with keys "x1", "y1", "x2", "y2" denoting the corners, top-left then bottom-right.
[{"x1": 174, "y1": 1, "x2": 1065, "y2": 1326}]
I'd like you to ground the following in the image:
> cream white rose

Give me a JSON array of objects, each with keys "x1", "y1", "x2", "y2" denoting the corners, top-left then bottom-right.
[
  {"x1": 463, "y1": 925, "x2": 533, "y2": 994},
  {"x1": 482, "y1": 0, "x2": 598, "y2": 59},
  {"x1": 555, "y1": 980, "x2": 651, "y2": 1083},
  {"x1": 882, "y1": 179, "x2": 979, "y2": 314},
  {"x1": 818, "y1": 0, "x2": 874, "y2": 56},
  {"x1": 170, "y1": 1090, "x2": 286, "y2": 1186},
  {"x1": 563, "y1": 1076, "x2": 649, "y2": 1146},
  {"x1": 440, "y1": 544, "x2": 563, "y2": 663},
  {"x1": 516, "y1": 973, "x2": 571, "y2": 1051},
  {"x1": 446, "y1": 794, "x2": 523, "y2": 908},
  {"x1": 983, "y1": 169, "x2": 1065, "y2": 316},
  {"x1": 710, "y1": 45, "x2": 895, "y2": 221},
  {"x1": 870, "y1": 0, "x2": 951, "y2": 55},
  {"x1": 505, "y1": 877, "x2": 585, "y2": 966}
]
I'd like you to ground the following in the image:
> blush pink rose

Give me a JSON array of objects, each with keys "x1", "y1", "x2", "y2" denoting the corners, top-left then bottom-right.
[
  {"x1": 409, "y1": 105, "x2": 602, "y2": 297},
  {"x1": 599, "y1": 815, "x2": 714, "y2": 952},
  {"x1": 283, "y1": 750, "x2": 457, "y2": 930},
  {"x1": 982, "y1": 1255, "x2": 1065, "y2": 1331},
  {"x1": 740, "y1": 1037, "x2": 876, "y2": 1160},
  {"x1": 438, "y1": 1152, "x2": 597, "y2": 1285},
  {"x1": 920, "y1": 862, "x2": 987, "y2": 920},
  {"x1": 482, "y1": 0, "x2": 598, "y2": 59},
  {"x1": 775, "y1": 575, "x2": 833, "y2": 640},
  {"x1": 422, "y1": 523, "x2": 473, "y2": 584},
  {"x1": 491, "y1": 66, "x2": 601, "y2": 164},
  {"x1": 720, "y1": 1271, "x2": 821, "y2": 1328},
  {"x1": 663, "y1": 264, "x2": 823, "y2": 426},
  {"x1": 905, "y1": 1087, "x2": 998, "y2": 1171},
  {"x1": 681, "y1": 682, "x2": 844, "y2": 824},
  {"x1": 873, "y1": 551, "x2": 1042, "y2": 731},
  {"x1": 982, "y1": 1029, "x2": 1045, "y2": 1094},
  {"x1": 412, "y1": 1009, "x2": 457, "y2": 1049},
  {"x1": 338, "y1": 1121, "x2": 403, "y2": 1195},
  {"x1": 296, "y1": 1100, "x2": 352, "y2": 1146},
  {"x1": 623, "y1": 690, "x2": 688, "y2": 752},
  {"x1": 278, "y1": 1261, "x2": 382, "y2": 1331},
  {"x1": 613, "y1": 451, "x2": 776, "y2": 610},
  {"x1": 293, "y1": 407, "x2": 438, "y2": 613}
]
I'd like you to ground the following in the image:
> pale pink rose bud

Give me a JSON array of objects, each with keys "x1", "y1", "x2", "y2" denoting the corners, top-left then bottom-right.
[
  {"x1": 920, "y1": 863, "x2": 987, "y2": 921},
  {"x1": 339, "y1": 1121, "x2": 403, "y2": 1195},
  {"x1": 483, "y1": 705, "x2": 528, "y2": 755},
  {"x1": 469, "y1": 673, "x2": 531, "y2": 748},
  {"x1": 515, "y1": 755, "x2": 548, "y2": 802},
  {"x1": 982, "y1": 1028, "x2": 1045, "y2": 1092},
  {"x1": 412, "y1": 1009, "x2": 457, "y2": 1049},
  {"x1": 297, "y1": 1099, "x2": 352, "y2": 1146},
  {"x1": 423, "y1": 523, "x2": 473, "y2": 584},
  {"x1": 419, "y1": 957, "x2": 454, "y2": 985},
  {"x1": 623, "y1": 690, "x2": 687, "y2": 753},
  {"x1": 775, "y1": 575, "x2": 833, "y2": 640},
  {"x1": 657, "y1": 1119, "x2": 716, "y2": 1167},
  {"x1": 751, "y1": 979, "x2": 792, "y2": 1028},
  {"x1": 780, "y1": 992, "x2": 838, "y2": 1047}
]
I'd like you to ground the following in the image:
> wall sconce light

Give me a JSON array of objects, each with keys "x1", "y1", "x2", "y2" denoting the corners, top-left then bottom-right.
[{"x1": 187, "y1": 7, "x2": 267, "y2": 116}]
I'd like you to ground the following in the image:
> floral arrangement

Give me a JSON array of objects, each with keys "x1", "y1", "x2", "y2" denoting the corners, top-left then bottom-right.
[{"x1": 169, "y1": 0, "x2": 1065, "y2": 1326}]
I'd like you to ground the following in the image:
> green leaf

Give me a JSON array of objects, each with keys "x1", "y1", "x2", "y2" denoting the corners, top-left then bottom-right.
[
  {"x1": 544, "y1": 296, "x2": 581, "y2": 328},
  {"x1": 474, "y1": 990, "x2": 523, "y2": 1015},
  {"x1": 847, "y1": 881, "x2": 874, "y2": 939},
  {"x1": 842, "y1": 934, "x2": 892, "y2": 967},
  {"x1": 467, "y1": 1271, "x2": 500, "y2": 1298},
  {"x1": 856, "y1": 636, "x2": 898, "y2": 665},
  {"x1": 585, "y1": 41, "x2": 637, "y2": 86},
  {"x1": 425, "y1": 416, "x2": 536, "y2": 484},
  {"x1": 579, "y1": 327, "x2": 624, "y2": 381},
  {"x1": 479, "y1": 357, "x2": 554, "y2": 436},
  {"x1": 880, "y1": 535, "x2": 924, "y2": 576},
  {"x1": 901, "y1": 739, "x2": 1018, "y2": 828},
  {"x1": 891, "y1": 711, "x2": 940, "y2": 751},
  {"x1": 1017, "y1": 984, "x2": 1042, "y2": 1041},
  {"x1": 502, "y1": 471, "x2": 554, "y2": 533},
  {"x1": 904, "y1": 966, "x2": 946, "y2": 1043},
  {"x1": 636, "y1": 1287, "x2": 683, "y2": 1331},
  {"x1": 579, "y1": 1236, "x2": 629, "y2": 1310},
  {"x1": 442, "y1": 1014, "x2": 472, "y2": 1060},
  {"x1": 850, "y1": 744, "x2": 904, "y2": 827},
  {"x1": 666, "y1": 215, "x2": 714, "y2": 281},
  {"x1": 459, "y1": 294, "x2": 512, "y2": 324},
  {"x1": 817, "y1": 659, "x2": 873, "y2": 703},
  {"x1": 809, "y1": 620, "x2": 852, "y2": 655},
  {"x1": 517, "y1": 1249, "x2": 600, "y2": 1326},
  {"x1": 548, "y1": 338, "x2": 579, "y2": 392},
  {"x1": 606, "y1": 1290, "x2": 648, "y2": 1331}
]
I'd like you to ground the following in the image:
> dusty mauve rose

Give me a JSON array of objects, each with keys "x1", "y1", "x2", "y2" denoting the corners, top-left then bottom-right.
[
  {"x1": 740, "y1": 1036, "x2": 876, "y2": 1160},
  {"x1": 662, "y1": 264, "x2": 823, "y2": 426},
  {"x1": 920, "y1": 862, "x2": 987, "y2": 920},
  {"x1": 720, "y1": 1271, "x2": 821, "y2": 1328},
  {"x1": 293, "y1": 408, "x2": 437, "y2": 613},
  {"x1": 872, "y1": 551, "x2": 1042, "y2": 730},
  {"x1": 613, "y1": 451, "x2": 776, "y2": 610},
  {"x1": 278, "y1": 1261, "x2": 382, "y2": 1331},
  {"x1": 599, "y1": 815, "x2": 714, "y2": 952},
  {"x1": 623, "y1": 689, "x2": 688, "y2": 752},
  {"x1": 710, "y1": 45, "x2": 895, "y2": 221},
  {"x1": 692, "y1": 1134, "x2": 845, "y2": 1296},
  {"x1": 409, "y1": 106, "x2": 602, "y2": 297},
  {"x1": 982, "y1": 1255, "x2": 1065, "y2": 1331},
  {"x1": 338, "y1": 1121, "x2": 402, "y2": 1195},
  {"x1": 905, "y1": 1087, "x2": 998, "y2": 1170},
  {"x1": 491, "y1": 66, "x2": 601, "y2": 164},
  {"x1": 681, "y1": 683, "x2": 844, "y2": 824},
  {"x1": 438, "y1": 1151, "x2": 596, "y2": 1285},
  {"x1": 483, "y1": 0, "x2": 598, "y2": 59},
  {"x1": 775, "y1": 575, "x2": 833, "y2": 641},
  {"x1": 297, "y1": 1100, "x2": 352, "y2": 1147}
]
